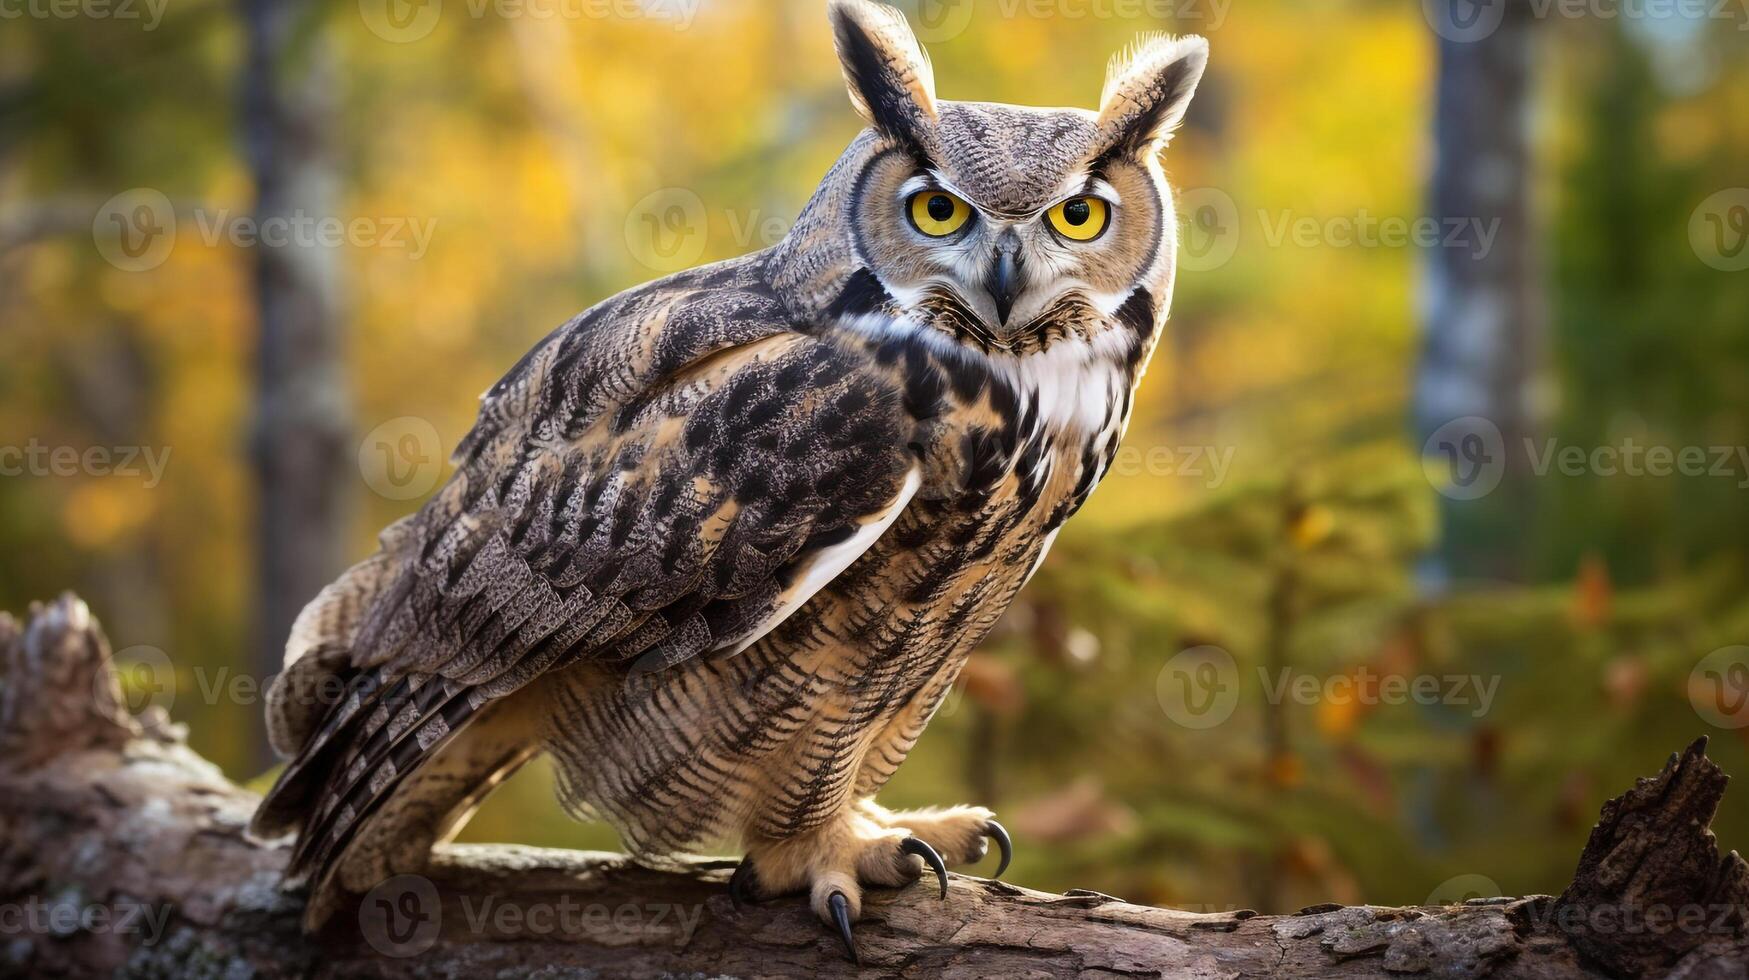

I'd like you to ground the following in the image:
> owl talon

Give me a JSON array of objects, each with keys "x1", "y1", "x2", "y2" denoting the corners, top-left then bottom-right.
[
  {"x1": 827, "y1": 891, "x2": 859, "y2": 964},
  {"x1": 899, "y1": 836, "x2": 949, "y2": 899},
  {"x1": 984, "y1": 820, "x2": 1013, "y2": 878},
  {"x1": 729, "y1": 858, "x2": 760, "y2": 909}
]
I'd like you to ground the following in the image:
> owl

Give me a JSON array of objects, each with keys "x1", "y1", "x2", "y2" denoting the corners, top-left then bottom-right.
[{"x1": 252, "y1": 0, "x2": 1206, "y2": 961}]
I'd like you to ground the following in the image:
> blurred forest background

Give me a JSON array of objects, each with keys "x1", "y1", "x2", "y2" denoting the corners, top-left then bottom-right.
[{"x1": 2, "y1": 0, "x2": 1747, "y2": 916}]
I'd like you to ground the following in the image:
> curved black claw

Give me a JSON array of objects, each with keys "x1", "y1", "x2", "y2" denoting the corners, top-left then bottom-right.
[
  {"x1": 827, "y1": 891, "x2": 859, "y2": 965},
  {"x1": 728, "y1": 858, "x2": 759, "y2": 910},
  {"x1": 984, "y1": 820, "x2": 1014, "y2": 878},
  {"x1": 900, "y1": 836, "x2": 949, "y2": 899}
]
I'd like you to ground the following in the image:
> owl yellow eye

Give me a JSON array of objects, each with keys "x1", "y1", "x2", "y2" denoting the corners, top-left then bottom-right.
[
  {"x1": 908, "y1": 190, "x2": 972, "y2": 237},
  {"x1": 1046, "y1": 196, "x2": 1110, "y2": 242}
]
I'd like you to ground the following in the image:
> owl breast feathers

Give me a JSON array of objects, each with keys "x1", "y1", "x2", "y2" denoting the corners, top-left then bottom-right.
[{"x1": 252, "y1": 0, "x2": 1207, "y2": 947}]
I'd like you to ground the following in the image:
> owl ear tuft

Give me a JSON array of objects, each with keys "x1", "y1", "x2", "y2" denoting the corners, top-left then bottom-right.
[
  {"x1": 1094, "y1": 33, "x2": 1208, "y2": 158},
  {"x1": 828, "y1": 0, "x2": 939, "y2": 155}
]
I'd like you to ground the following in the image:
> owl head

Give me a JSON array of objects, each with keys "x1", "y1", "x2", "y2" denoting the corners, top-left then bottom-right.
[{"x1": 775, "y1": 0, "x2": 1208, "y2": 359}]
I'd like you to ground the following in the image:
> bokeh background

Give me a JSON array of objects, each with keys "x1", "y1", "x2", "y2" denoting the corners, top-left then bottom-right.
[{"x1": 2, "y1": 0, "x2": 1747, "y2": 916}]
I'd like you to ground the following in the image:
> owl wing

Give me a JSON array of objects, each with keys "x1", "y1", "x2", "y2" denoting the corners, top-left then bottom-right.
[{"x1": 253, "y1": 261, "x2": 922, "y2": 891}]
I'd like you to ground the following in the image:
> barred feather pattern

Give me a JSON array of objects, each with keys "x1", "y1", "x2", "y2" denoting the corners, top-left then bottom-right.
[
  {"x1": 253, "y1": 15, "x2": 1201, "y2": 916},
  {"x1": 255, "y1": 245, "x2": 1152, "y2": 911},
  {"x1": 255, "y1": 254, "x2": 928, "y2": 898}
]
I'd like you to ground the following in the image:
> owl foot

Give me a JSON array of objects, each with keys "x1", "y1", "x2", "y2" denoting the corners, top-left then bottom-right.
[
  {"x1": 732, "y1": 803, "x2": 1016, "y2": 962},
  {"x1": 734, "y1": 812, "x2": 955, "y2": 963},
  {"x1": 857, "y1": 801, "x2": 1014, "y2": 877}
]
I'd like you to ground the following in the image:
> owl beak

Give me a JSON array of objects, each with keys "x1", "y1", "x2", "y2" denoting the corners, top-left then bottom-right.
[{"x1": 985, "y1": 247, "x2": 1025, "y2": 328}]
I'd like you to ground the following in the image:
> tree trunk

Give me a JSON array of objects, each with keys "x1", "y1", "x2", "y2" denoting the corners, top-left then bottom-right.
[
  {"x1": 2, "y1": 595, "x2": 1746, "y2": 978},
  {"x1": 239, "y1": 0, "x2": 351, "y2": 766},
  {"x1": 1416, "y1": 0, "x2": 1546, "y2": 585}
]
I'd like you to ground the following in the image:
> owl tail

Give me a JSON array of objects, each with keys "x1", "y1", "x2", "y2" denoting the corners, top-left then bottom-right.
[{"x1": 249, "y1": 516, "x2": 419, "y2": 841}]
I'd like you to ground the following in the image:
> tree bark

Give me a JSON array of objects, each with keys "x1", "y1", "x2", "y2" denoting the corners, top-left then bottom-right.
[
  {"x1": 239, "y1": 0, "x2": 351, "y2": 767},
  {"x1": 2, "y1": 595, "x2": 1746, "y2": 978},
  {"x1": 1416, "y1": 0, "x2": 1547, "y2": 585}
]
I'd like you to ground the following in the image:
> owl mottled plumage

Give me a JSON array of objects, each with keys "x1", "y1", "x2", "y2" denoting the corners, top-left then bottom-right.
[{"x1": 253, "y1": 0, "x2": 1207, "y2": 955}]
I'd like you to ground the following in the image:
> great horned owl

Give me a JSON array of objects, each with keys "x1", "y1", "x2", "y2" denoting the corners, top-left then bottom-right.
[{"x1": 252, "y1": 0, "x2": 1206, "y2": 959}]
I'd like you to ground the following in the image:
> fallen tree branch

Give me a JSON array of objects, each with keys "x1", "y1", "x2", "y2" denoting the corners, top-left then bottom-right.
[{"x1": 1, "y1": 594, "x2": 1745, "y2": 978}]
